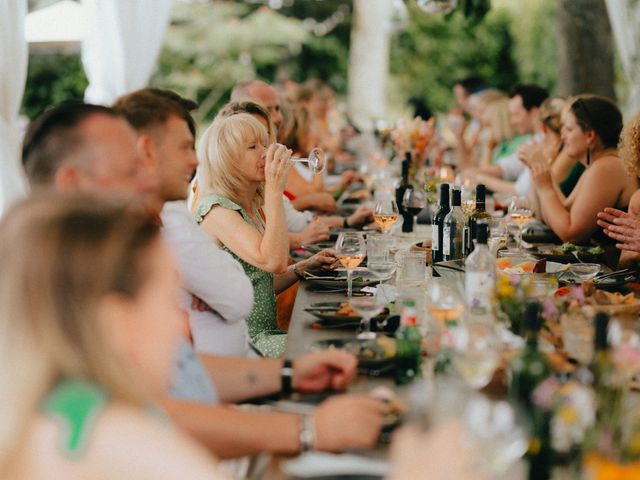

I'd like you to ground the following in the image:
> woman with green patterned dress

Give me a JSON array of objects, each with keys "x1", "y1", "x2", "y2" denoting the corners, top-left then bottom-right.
[{"x1": 195, "y1": 113, "x2": 335, "y2": 358}]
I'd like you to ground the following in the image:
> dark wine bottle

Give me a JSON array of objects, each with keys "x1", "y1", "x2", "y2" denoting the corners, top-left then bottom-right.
[
  {"x1": 431, "y1": 183, "x2": 450, "y2": 263},
  {"x1": 468, "y1": 184, "x2": 491, "y2": 253},
  {"x1": 396, "y1": 153, "x2": 412, "y2": 232},
  {"x1": 509, "y1": 302, "x2": 553, "y2": 480},
  {"x1": 442, "y1": 187, "x2": 466, "y2": 261}
]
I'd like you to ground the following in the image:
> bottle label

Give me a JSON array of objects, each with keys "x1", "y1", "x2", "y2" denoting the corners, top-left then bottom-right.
[
  {"x1": 465, "y1": 271, "x2": 495, "y2": 311},
  {"x1": 442, "y1": 225, "x2": 451, "y2": 256},
  {"x1": 432, "y1": 225, "x2": 439, "y2": 251}
]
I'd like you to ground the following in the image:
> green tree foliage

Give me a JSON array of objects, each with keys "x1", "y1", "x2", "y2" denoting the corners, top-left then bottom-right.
[
  {"x1": 21, "y1": 53, "x2": 88, "y2": 119},
  {"x1": 390, "y1": 4, "x2": 519, "y2": 113}
]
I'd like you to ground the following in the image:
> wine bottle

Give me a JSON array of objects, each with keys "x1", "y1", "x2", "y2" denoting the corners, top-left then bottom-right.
[
  {"x1": 464, "y1": 223, "x2": 495, "y2": 317},
  {"x1": 589, "y1": 312, "x2": 623, "y2": 437},
  {"x1": 395, "y1": 299, "x2": 423, "y2": 385},
  {"x1": 432, "y1": 183, "x2": 450, "y2": 264},
  {"x1": 509, "y1": 302, "x2": 553, "y2": 480},
  {"x1": 396, "y1": 152, "x2": 411, "y2": 224},
  {"x1": 442, "y1": 187, "x2": 466, "y2": 261},
  {"x1": 468, "y1": 184, "x2": 491, "y2": 253}
]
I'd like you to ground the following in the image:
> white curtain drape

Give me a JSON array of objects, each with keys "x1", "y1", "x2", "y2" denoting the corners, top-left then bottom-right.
[
  {"x1": 0, "y1": 0, "x2": 28, "y2": 215},
  {"x1": 81, "y1": 0, "x2": 174, "y2": 105},
  {"x1": 605, "y1": 0, "x2": 640, "y2": 116}
]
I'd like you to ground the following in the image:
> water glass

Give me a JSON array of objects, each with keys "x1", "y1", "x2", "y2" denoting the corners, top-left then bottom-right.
[
  {"x1": 396, "y1": 250, "x2": 427, "y2": 287},
  {"x1": 452, "y1": 322, "x2": 500, "y2": 389},
  {"x1": 561, "y1": 313, "x2": 594, "y2": 364}
]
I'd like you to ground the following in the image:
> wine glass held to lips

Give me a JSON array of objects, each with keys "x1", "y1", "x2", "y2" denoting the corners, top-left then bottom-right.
[
  {"x1": 374, "y1": 198, "x2": 400, "y2": 234},
  {"x1": 335, "y1": 232, "x2": 366, "y2": 297},
  {"x1": 290, "y1": 147, "x2": 326, "y2": 174}
]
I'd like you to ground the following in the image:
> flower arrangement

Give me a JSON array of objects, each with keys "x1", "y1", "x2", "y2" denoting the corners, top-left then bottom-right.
[
  {"x1": 494, "y1": 273, "x2": 533, "y2": 335},
  {"x1": 390, "y1": 116, "x2": 436, "y2": 175}
]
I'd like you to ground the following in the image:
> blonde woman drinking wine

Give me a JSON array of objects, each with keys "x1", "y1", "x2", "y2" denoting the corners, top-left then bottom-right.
[{"x1": 195, "y1": 113, "x2": 334, "y2": 357}]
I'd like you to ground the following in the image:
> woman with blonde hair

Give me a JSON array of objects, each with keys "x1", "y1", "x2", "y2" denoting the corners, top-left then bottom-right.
[
  {"x1": 0, "y1": 192, "x2": 225, "y2": 479},
  {"x1": 195, "y1": 113, "x2": 334, "y2": 357}
]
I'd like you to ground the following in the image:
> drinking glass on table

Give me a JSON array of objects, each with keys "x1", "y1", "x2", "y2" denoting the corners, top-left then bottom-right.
[
  {"x1": 427, "y1": 281, "x2": 465, "y2": 328},
  {"x1": 508, "y1": 196, "x2": 533, "y2": 252},
  {"x1": 366, "y1": 234, "x2": 396, "y2": 288},
  {"x1": 402, "y1": 187, "x2": 427, "y2": 231},
  {"x1": 335, "y1": 232, "x2": 366, "y2": 297},
  {"x1": 350, "y1": 293, "x2": 385, "y2": 340},
  {"x1": 451, "y1": 322, "x2": 500, "y2": 389},
  {"x1": 374, "y1": 198, "x2": 400, "y2": 234}
]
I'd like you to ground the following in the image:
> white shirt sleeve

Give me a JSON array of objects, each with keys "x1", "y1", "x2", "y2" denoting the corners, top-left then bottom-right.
[
  {"x1": 160, "y1": 201, "x2": 254, "y2": 325},
  {"x1": 498, "y1": 153, "x2": 525, "y2": 181},
  {"x1": 279, "y1": 195, "x2": 313, "y2": 233}
]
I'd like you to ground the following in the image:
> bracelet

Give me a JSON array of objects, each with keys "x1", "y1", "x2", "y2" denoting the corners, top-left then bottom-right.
[
  {"x1": 299, "y1": 413, "x2": 316, "y2": 452},
  {"x1": 292, "y1": 263, "x2": 305, "y2": 281},
  {"x1": 281, "y1": 359, "x2": 294, "y2": 395}
]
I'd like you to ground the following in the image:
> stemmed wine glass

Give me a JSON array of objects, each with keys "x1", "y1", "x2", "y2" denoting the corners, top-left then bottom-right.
[
  {"x1": 451, "y1": 322, "x2": 500, "y2": 390},
  {"x1": 373, "y1": 197, "x2": 400, "y2": 235},
  {"x1": 335, "y1": 232, "x2": 366, "y2": 297},
  {"x1": 508, "y1": 196, "x2": 533, "y2": 252},
  {"x1": 427, "y1": 281, "x2": 465, "y2": 328},
  {"x1": 402, "y1": 187, "x2": 427, "y2": 231},
  {"x1": 350, "y1": 293, "x2": 385, "y2": 340},
  {"x1": 291, "y1": 147, "x2": 326, "y2": 174}
]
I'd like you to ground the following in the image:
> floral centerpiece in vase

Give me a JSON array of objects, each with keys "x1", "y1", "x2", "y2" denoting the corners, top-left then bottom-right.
[{"x1": 390, "y1": 116, "x2": 436, "y2": 180}]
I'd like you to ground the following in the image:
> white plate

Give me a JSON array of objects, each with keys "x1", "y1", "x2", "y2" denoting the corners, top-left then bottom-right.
[{"x1": 282, "y1": 452, "x2": 390, "y2": 478}]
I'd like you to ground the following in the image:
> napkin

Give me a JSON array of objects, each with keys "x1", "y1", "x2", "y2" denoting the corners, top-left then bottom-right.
[{"x1": 282, "y1": 452, "x2": 390, "y2": 478}]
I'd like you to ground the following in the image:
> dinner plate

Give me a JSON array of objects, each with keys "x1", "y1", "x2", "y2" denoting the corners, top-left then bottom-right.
[
  {"x1": 310, "y1": 338, "x2": 397, "y2": 369},
  {"x1": 304, "y1": 270, "x2": 382, "y2": 289},
  {"x1": 529, "y1": 244, "x2": 603, "y2": 264},
  {"x1": 301, "y1": 241, "x2": 337, "y2": 254},
  {"x1": 306, "y1": 302, "x2": 390, "y2": 324}
]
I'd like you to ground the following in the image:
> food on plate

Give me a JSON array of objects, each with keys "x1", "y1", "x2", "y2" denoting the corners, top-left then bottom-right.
[
  {"x1": 345, "y1": 336, "x2": 397, "y2": 361},
  {"x1": 335, "y1": 301, "x2": 358, "y2": 317},
  {"x1": 497, "y1": 258, "x2": 536, "y2": 274},
  {"x1": 586, "y1": 290, "x2": 637, "y2": 306}
]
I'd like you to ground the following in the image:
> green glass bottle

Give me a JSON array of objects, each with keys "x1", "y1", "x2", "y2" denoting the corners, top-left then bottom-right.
[
  {"x1": 395, "y1": 299, "x2": 423, "y2": 385},
  {"x1": 509, "y1": 302, "x2": 553, "y2": 480}
]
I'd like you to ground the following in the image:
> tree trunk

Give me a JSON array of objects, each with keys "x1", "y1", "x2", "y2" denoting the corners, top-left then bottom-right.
[
  {"x1": 347, "y1": 0, "x2": 394, "y2": 131},
  {"x1": 556, "y1": 0, "x2": 616, "y2": 100}
]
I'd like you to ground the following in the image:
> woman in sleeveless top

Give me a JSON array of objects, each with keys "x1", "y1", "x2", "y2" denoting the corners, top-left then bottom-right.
[
  {"x1": 195, "y1": 113, "x2": 335, "y2": 358},
  {"x1": 531, "y1": 95, "x2": 638, "y2": 253},
  {"x1": 0, "y1": 193, "x2": 226, "y2": 479}
]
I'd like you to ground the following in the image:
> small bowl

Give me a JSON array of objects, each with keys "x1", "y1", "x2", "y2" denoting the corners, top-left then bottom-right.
[{"x1": 568, "y1": 263, "x2": 601, "y2": 283}]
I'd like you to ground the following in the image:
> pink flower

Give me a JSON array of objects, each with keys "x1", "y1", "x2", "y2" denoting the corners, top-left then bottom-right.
[
  {"x1": 542, "y1": 298, "x2": 559, "y2": 320},
  {"x1": 533, "y1": 377, "x2": 561, "y2": 410}
]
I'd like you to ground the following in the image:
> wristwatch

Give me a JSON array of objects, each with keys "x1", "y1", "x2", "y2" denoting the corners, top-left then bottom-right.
[
  {"x1": 343, "y1": 217, "x2": 350, "y2": 228},
  {"x1": 299, "y1": 413, "x2": 316, "y2": 452},
  {"x1": 280, "y1": 359, "x2": 294, "y2": 395}
]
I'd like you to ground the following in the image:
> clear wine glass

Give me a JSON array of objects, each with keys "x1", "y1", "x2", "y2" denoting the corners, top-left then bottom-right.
[
  {"x1": 402, "y1": 187, "x2": 427, "y2": 231},
  {"x1": 427, "y1": 281, "x2": 465, "y2": 328},
  {"x1": 463, "y1": 394, "x2": 528, "y2": 476},
  {"x1": 451, "y1": 322, "x2": 500, "y2": 389},
  {"x1": 350, "y1": 294, "x2": 385, "y2": 340},
  {"x1": 508, "y1": 196, "x2": 533, "y2": 252},
  {"x1": 373, "y1": 197, "x2": 400, "y2": 235},
  {"x1": 291, "y1": 147, "x2": 326, "y2": 173},
  {"x1": 335, "y1": 232, "x2": 366, "y2": 297}
]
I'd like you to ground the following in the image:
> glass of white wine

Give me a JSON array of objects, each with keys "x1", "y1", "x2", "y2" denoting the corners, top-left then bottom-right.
[
  {"x1": 373, "y1": 197, "x2": 400, "y2": 235},
  {"x1": 427, "y1": 281, "x2": 465, "y2": 328},
  {"x1": 508, "y1": 196, "x2": 533, "y2": 252},
  {"x1": 335, "y1": 232, "x2": 366, "y2": 297},
  {"x1": 291, "y1": 147, "x2": 326, "y2": 174}
]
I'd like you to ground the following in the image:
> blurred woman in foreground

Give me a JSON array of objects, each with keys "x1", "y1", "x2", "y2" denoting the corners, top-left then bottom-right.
[{"x1": 0, "y1": 193, "x2": 224, "y2": 479}]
